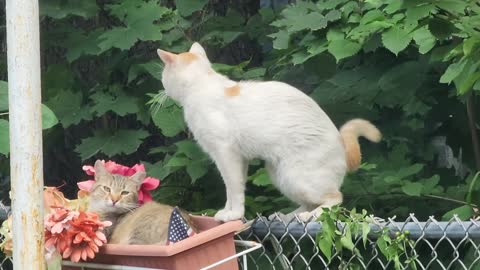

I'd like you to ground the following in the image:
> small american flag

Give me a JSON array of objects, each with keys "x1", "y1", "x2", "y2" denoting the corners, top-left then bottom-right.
[{"x1": 167, "y1": 207, "x2": 195, "y2": 245}]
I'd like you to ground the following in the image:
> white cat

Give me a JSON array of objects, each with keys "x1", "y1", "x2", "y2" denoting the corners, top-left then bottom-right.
[{"x1": 157, "y1": 43, "x2": 381, "y2": 222}]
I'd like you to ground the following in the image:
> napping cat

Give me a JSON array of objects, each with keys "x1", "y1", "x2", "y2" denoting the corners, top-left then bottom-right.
[
  {"x1": 87, "y1": 160, "x2": 196, "y2": 244},
  {"x1": 157, "y1": 43, "x2": 381, "y2": 222}
]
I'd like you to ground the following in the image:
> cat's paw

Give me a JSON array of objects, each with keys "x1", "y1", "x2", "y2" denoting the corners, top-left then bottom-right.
[
  {"x1": 214, "y1": 209, "x2": 244, "y2": 222},
  {"x1": 297, "y1": 211, "x2": 320, "y2": 222}
]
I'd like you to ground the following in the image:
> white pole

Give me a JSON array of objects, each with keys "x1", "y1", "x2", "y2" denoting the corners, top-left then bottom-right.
[{"x1": 6, "y1": 0, "x2": 45, "y2": 269}]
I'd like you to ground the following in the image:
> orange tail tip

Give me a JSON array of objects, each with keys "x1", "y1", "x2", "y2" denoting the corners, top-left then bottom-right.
[{"x1": 340, "y1": 119, "x2": 381, "y2": 172}]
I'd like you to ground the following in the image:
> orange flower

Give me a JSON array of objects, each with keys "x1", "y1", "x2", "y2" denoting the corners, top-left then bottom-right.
[
  {"x1": 62, "y1": 231, "x2": 107, "y2": 262},
  {"x1": 44, "y1": 207, "x2": 111, "y2": 262}
]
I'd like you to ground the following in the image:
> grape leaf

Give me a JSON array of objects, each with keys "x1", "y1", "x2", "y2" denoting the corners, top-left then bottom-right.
[
  {"x1": 46, "y1": 90, "x2": 92, "y2": 127},
  {"x1": 90, "y1": 88, "x2": 140, "y2": 117},
  {"x1": 41, "y1": 104, "x2": 59, "y2": 129},
  {"x1": 382, "y1": 26, "x2": 412, "y2": 55},
  {"x1": 328, "y1": 39, "x2": 361, "y2": 61},
  {"x1": 269, "y1": 30, "x2": 290, "y2": 50},
  {"x1": 401, "y1": 182, "x2": 423, "y2": 196},
  {"x1": 176, "y1": 0, "x2": 208, "y2": 17},
  {"x1": 151, "y1": 106, "x2": 186, "y2": 137},
  {"x1": 75, "y1": 129, "x2": 149, "y2": 160},
  {"x1": 186, "y1": 161, "x2": 209, "y2": 183},
  {"x1": 40, "y1": 0, "x2": 98, "y2": 19}
]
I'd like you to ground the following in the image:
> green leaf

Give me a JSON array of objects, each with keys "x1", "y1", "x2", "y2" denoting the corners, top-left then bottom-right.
[
  {"x1": 269, "y1": 30, "x2": 290, "y2": 50},
  {"x1": 442, "y1": 205, "x2": 474, "y2": 221},
  {"x1": 243, "y1": 68, "x2": 266, "y2": 80},
  {"x1": 165, "y1": 156, "x2": 191, "y2": 167},
  {"x1": 151, "y1": 106, "x2": 186, "y2": 137},
  {"x1": 396, "y1": 164, "x2": 424, "y2": 179},
  {"x1": 176, "y1": 0, "x2": 208, "y2": 17},
  {"x1": 428, "y1": 18, "x2": 457, "y2": 40},
  {"x1": 46, "y1": 90, "x2": 92, "y2": 127},
  {"x1": 40, "y1": 0, "x2": 98, "y2": 19},
  {"x1": 0, "y1": 119, "x2": 9, "y2": 155},
  {"x1": 0, "y1": 81, "x2": 8, "y2": 112},
  {"x1": 325, "y1": 10, "x2": 341, "y2": 22},
  {"x1": 317, "y1": 236, "x2": 333, "y2": 262},
  {"x1": 406, "y1": 4, "x2": 434, "y2": 22},
  {"x1": 453, "y1": 59, "x2": 480, "y2": 95},
  {"x1": 435, "y1": 0, "x2": 468, "y2": 14},
  {"x1": 248, "y1": 168, "x2": 272, "y2": 186},
  {"x1": 362, "y1": 222, "x2": 370, "y2": 247},
  {"x1": 326, "y1": 29, "x2": 344, "y2": 41},
  {"x1": 98, "y1": 25, "x2": 162, "y2": 52},
  {"x1": 340, "y1": 226, "x2": 355, "y2": 251},
  {"x1": 90, "y1": 88, "x2": 140, "y2": 117},
  {"x1": 64, "y1": 30, "x2": 102, "y2": 62},
  {"x1": 175, "y1": 140, "x2": 207, "y2": 160},
  {"x1": 413, "y1": 27, "x2": 436, "y2": 54},
  {"x1": 75, "y1": 129, "x2": 149, "y2": 160},
  {"x1": 128, "y1": 60, "x2": 163, "y2": 83},
  {"x1": 41, "y1": 104, "x2": 59, "y2": 129},
  {"x1": 288, "y1": 12, "x2": 328, "y2": 32},
  {"x1": 440, "y1": 57, "x2": 468, "y2": 84},
  {"x1": 382, "y1": 26, "x2": 412, "y2": 55},
  {"x1": 401, "y1": 182, "x2": 423, "y2": 196},
  {"x1": 327, "y1": 39, "x2": 361, "y2": 61},
  {"x1": 186, "y1": 161, "x2": 209, "y2": 183}
]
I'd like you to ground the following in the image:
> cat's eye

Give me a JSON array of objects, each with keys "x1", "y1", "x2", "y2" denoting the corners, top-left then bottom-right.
[
  {"x1": 102, "y1": 186, "x2": 111, "y2": 192},
  {"x1": 121, "y1": 191, "x2": 129, "y2": 196}
]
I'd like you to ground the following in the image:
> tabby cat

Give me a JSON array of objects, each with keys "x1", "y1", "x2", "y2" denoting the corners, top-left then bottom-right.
[{"x1": 87, "y1": 160, "x2": 196, "y2": 245}]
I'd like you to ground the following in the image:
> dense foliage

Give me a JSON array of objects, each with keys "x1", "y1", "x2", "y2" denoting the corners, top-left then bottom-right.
[{"x1": 0, "y1": 0, "x2": 479, "y2": 222}]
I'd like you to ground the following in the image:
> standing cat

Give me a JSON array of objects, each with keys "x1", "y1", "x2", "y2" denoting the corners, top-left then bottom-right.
[
  {"x1": 157, "y1": 43, "x2": 381, "y2": 222},
  {"x1": 87, "y1": 160, "x2": 196, "y2": 244}
]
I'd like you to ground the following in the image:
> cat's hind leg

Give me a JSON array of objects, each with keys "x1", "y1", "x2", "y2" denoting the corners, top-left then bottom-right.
[
  {"x1": 297, "y1": 191, "x2": 343, "y2": 222},
  {"x1": 211, "y1": 147, "x2": 248, "y2": 222}
]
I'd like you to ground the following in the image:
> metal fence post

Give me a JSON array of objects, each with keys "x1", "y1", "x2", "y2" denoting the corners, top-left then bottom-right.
[{"x1": 6, "y1": 0, "x2": 45, "y2": 269}]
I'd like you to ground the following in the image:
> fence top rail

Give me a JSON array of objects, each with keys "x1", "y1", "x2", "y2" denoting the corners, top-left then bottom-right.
[{"x1": 247, "y1": 214, "x2": 480, "y2": 240}]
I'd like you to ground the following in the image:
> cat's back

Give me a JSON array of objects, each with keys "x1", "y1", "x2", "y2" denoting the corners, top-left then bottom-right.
[{"x1": 109, "y1": 202, "x2": 177, "y2": 245}]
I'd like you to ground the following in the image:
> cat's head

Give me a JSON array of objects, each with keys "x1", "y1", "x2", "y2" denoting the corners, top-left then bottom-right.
[
  {"x1": 88, "y1": 160, "x2": 145, "y2": 215},
  {"x1": 157, "y1": 42, "x2": 211, "y2": 102}
]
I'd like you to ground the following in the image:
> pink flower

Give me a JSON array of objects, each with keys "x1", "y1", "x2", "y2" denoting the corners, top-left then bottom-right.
[
  {"x1": 44, "y1": 208, "x2": 79, "y2": 234},
  {"x1": 77, "y1": 160, "x2": 160, "y2": 204}
]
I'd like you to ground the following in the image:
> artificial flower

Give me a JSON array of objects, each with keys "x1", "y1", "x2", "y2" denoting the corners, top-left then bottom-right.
[
  {"x1": 77, "y1": 160, "x2": 160, "y2": 204},
  {"x1": 44, "y1": 207, "x2": 111, "y2": 263}
]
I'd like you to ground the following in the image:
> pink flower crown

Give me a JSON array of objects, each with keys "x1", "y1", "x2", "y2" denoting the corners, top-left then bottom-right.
[{"x1": 77, "y1": 160, "x2": 160, "y2": 204}]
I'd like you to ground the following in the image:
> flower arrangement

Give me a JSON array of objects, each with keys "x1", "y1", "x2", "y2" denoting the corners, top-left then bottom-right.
[
  {"x1": 0, "y1": 160, "x2": 160, "y2": 267},
  {"x1": 77, "y1": 160, "x2": 160, "y2": 204},
  {"x1": 44, "y1": 207, "x2": 111, "y2": 263}
]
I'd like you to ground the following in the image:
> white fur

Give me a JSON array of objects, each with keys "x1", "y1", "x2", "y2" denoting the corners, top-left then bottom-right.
[{"x1": 158, "y1": 43, "x2": 364, "y2": 222}]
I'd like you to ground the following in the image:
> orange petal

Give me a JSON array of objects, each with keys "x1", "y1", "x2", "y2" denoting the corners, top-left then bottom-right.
[
  {"x1": 71, "y1": 249, "x2": 81, "y2": 262},
  {"x1": 81, "y1": 249, "x2": 87, "y2": 261}
]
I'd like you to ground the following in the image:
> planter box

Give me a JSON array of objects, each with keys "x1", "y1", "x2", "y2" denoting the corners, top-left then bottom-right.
[{"x1": 63, "y1": 216, "x2": 244, "y2": 270}]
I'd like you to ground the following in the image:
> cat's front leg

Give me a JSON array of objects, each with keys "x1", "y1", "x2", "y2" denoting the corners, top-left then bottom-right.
[{"x1": 210, "y1": 147, "x2": 247, "y2": 222}]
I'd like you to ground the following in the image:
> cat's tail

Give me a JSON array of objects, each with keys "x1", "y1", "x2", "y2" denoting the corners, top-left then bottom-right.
[{"x1": 340, "y1": 119, "x2": 381, "y2": 172}]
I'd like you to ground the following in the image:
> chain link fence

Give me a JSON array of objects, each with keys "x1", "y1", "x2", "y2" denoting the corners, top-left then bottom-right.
[
  {"x1": 237, "y1": 214, "x2": 480, "y2": 270},
  {"x1": 1, "y1": 213, "x2": 480, "y2": 269}
]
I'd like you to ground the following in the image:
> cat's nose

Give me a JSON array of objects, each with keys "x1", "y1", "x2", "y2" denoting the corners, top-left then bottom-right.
[{"x1": 110, "y1": 195, "x2": 120, "y2": 205}]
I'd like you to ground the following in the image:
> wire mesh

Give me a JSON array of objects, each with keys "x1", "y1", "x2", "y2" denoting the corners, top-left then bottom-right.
[
  {"x1": 237, "y1": 214, "x2": 480, "y2": 270},
  {"x1": 1, "y1": 213, "x2": 480, "y2": 269}
]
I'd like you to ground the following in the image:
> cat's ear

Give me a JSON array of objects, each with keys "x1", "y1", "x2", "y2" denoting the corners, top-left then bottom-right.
[
  {"x1": 129, "y1": 170, "x2": 146, "y2": 187},
  {"x1": 94, "y1": 160, "x2": 109, "y2": 181},
  {"x1": 189, "y1": 42, "x2": 207, "y2": 59},
  {"x1": 157, "y1": 49, "x2": 177, "y2": 64}
]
